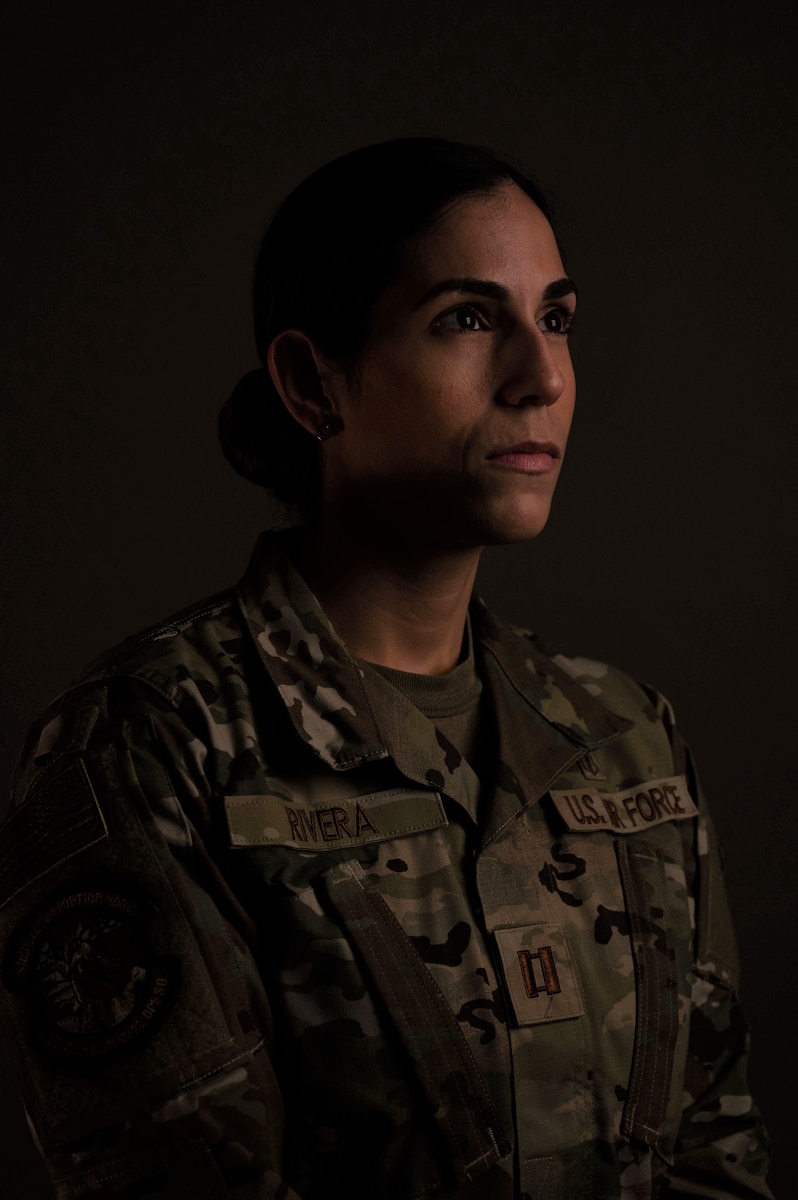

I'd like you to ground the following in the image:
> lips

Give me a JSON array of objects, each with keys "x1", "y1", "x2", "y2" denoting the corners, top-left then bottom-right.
[{"x1": 486, "y1": 440, "x2": 561, "y2": 472}]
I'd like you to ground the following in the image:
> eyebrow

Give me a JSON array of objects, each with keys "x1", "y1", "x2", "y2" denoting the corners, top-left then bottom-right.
[{"x1": 412, "y1": 275, "x2": 577, "y2": 310}]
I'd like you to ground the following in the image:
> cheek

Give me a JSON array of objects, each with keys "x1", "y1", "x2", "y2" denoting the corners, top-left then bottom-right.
[
  {"x1": 362, "y1": 362, "x2": 472, "y2": 438},
  {"x1": 560, "y1": 376, "x2": 576, "y2": 418},
  {"x1": 351, "y1": 339, "x2": 495, "y2": 468}
]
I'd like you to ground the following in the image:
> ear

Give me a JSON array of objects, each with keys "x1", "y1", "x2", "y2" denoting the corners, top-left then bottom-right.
[{"x1": 267, "y1": 329, "x2": 339, "y2": 437}]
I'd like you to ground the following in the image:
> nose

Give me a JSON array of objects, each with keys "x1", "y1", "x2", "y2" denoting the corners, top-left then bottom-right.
[{"x1": 497, "y1": 324, "x2": 569, "y2": 407}]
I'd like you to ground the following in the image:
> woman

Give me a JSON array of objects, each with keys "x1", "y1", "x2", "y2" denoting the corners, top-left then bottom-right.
[{"x1": 0, "y1": 139, "x2": 772, "y2": 1199}]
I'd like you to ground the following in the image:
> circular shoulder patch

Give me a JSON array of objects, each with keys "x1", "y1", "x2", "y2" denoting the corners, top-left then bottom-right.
[{"x1": 4, "y1": 881, "x2": 179, "y2": 1067}]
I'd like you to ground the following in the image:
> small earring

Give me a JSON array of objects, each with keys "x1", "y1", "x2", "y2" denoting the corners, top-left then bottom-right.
[{"x1": 315, "y1": 415, "x2": 344, "y2": 442}]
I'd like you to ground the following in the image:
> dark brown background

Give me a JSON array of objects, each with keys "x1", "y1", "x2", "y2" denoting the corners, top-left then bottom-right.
[{"x1": 2, "y1": 2, "x2": 795, "y2": 1195}]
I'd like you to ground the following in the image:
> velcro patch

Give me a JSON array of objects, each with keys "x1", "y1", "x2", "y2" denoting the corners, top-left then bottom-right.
[
  {"x1": 0, "y1": 761, "x2": 108, "y2": 911},
  {"x1": 225, "y1": 788, "x2": 447, "y2": 850},
  {"x1": 549, "y1": 775, "x2": 697, "y2": 834},
  {"x1": 494, "y1": 924, "x2": 583, "y2": 1026}
]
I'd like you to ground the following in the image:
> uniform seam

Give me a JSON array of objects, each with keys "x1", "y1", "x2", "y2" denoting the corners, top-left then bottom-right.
[
  {"x1": 120, "y1": 599, "x2": 236, "y2": 654},
  {"x1": 55, "y1": 1138, "x2": 220, "y2": 1198},
  {"x1": 173, "y1": 1044, "x2": 263, "y2": 1091},
  {"x1": 639, "y1": 848, "x2": 668, "y2": 1135},
  {"x1": 143, "y1": 737, "x2": 257, "y2": 1035},
  {"x1": 620, "y1": 842, "x2": 671, "y2": 1142}
]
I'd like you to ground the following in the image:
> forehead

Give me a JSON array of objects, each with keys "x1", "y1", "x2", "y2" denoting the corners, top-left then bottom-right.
[{"x1": 400, "y1": 183, "x2": 564, "y2": 292}]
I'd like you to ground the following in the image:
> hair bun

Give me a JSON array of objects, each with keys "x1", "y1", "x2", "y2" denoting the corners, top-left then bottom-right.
[
  {"x1": 218, "y1": 367, "x2": 318, "y2": 517},
  {"x1": 218, "y1": 368, "x2": 276, "y2": 486},
  {"x1": 229, "y1": 367, "x2": 271, "y2": 407}
]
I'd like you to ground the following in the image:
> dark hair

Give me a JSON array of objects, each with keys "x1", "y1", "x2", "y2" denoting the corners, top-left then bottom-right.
[{"x1": 218, "y1": 137, "x2": 555, "y2": 523}]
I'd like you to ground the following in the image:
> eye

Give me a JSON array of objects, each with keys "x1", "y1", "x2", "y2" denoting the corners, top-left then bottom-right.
[
  {"x1": 538, "y1": 306, "x2": 576, "y2": 336},
  {"x1": 433, "y1": 304, "x2": 490, "y2": 334}
]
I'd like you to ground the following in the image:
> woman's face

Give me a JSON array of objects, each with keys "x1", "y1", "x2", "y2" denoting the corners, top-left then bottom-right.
[{"x1": 322, "y1": 183, "x2": 576, "y2": 550}]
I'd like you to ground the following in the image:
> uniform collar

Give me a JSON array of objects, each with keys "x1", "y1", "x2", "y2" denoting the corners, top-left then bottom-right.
[
  {"x1": 236, "y1": 530, "x2": 387, "y2": 770},
  {"x1": 237, "y1": 532, "x2": 632, "y2": 799},
  {"x1": 471, "y1": 598, "x2": 631, "y2": 751}
]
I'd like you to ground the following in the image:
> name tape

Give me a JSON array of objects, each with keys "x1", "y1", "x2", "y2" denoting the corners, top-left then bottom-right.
[
  {"x1": 225, "y1": 788, "x2": 447, "y2": 850},
  {"x1": 549, "y1": 775, "x2": 697, "y2": 834}
]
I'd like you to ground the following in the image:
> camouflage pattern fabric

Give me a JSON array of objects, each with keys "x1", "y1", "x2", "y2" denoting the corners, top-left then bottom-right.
[{"x1": 0, "y1": 532, "x2": 773, "y2": 1199}]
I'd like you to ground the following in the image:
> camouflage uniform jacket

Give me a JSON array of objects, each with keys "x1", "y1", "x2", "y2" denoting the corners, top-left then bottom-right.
[{"x1": 0, "y1": 533, "x2": 772, "y2": 1200}]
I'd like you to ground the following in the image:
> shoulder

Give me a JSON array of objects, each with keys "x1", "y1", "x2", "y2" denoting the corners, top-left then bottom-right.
[
  {"x1": 543, "y1": 641, "x2": 676, "y2": 730},
  {"x1": 12, "y1": 587, "x2": 262, "y2": 803},
  {"x1": 78, "y1": 588, "x2": 243, "y2": 699}
]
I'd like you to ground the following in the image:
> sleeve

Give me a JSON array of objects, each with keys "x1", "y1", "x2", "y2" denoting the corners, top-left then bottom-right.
[
  {"x1": 0, "y1": 681, "x2": 304, "y2": 1200},
  {"x1": 651, "y1": 698, "x2": 773, "y2": 1199}
]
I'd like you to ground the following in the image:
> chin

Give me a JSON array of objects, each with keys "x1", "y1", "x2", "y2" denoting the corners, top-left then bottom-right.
[{"x1": 472, "y1": 495, "x2": 556, "y2": 546}]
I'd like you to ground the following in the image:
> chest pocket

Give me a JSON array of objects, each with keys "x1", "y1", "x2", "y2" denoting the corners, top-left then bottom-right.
[
  {"x1": 554, "y1": 777, "x2": 695, "y2": 1159},
  {"x1": 546, "y1": 775, "x2": 697, "y2": 1147},
  {"x1": 548, "y1": 774, "x2": 696, "y2": 1147},
  {"x1": 482, "y1": 776, "x2": 696, "y2": 1165}
]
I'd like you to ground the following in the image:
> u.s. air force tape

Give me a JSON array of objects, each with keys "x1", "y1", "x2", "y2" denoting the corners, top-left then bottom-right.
[
  {"x1": 225, "y1": 788, "x2": 447, "y2": 849},
  {"x1": 549, "y1": 775, "x2": 697, "y2": 834}
]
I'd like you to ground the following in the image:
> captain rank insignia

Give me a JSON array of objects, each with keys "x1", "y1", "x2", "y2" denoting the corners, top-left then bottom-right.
[{"x1": 494, "y1": 925, "x2": 583, "y2": 1025}]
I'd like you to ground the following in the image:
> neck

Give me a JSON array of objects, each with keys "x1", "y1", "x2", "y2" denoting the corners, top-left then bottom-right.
[{"x1": 291, "y1": 521, "x2": 482, "y2": 676}]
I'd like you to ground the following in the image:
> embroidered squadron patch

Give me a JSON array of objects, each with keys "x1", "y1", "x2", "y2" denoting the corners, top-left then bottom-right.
[
  {"x1": 494, "y1": 924, "x2": 583, "y2": 1025},
  {"x1": 3, "y1": 881, "x2": 178, "y2": 1066},
  {"x1": 549, "y1": 775, "x2": 697, "y2": 834}
]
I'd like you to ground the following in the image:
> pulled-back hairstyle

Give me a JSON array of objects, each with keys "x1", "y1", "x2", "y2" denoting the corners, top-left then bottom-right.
[{"x1": 218, "y1": 137, "x2": 554, "y2": 522}]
